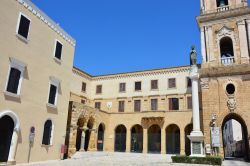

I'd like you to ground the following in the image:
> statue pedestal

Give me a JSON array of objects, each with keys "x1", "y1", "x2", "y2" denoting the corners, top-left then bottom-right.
[{"x1": 188, "y1": 131, "x2": 205, "y2": 157}]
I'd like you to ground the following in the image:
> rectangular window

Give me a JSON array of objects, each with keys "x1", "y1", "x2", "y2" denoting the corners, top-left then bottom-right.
[
  {"x1": 187, "y1": 78, "x2": 192, "y2": 88},
  {"x1": 151, "y1": 99, "x2": 158, "y2": 111},
  {"x1": 17, "y1": 14, "x2": 31, "y2": 39},
  {"x1": 119, "y1": 83, "x2": 126, "y2": 92},
  {"x1": 187, "y1": 96, "x2": 192, "y2": 109},
  {"x1": 169, "y1": 98, "x2": 179, "y2": 110},
  {"x1": 54, "y1": 41, "x2": 63, "y2": 60},
  {"x1": 48, "y1": 84, "x2": 57, "y2": 105},
  {"x1": 95, "y1": 102, "x2": 101, "y2": 109},
  {"x1": 168, "y1": 78, "x2": 176, "y2": 89},
  {"x1": 151, "y1": 80, "x2": 158, "y2": 90},
  {"x1": 82, "y1": 82, "x2": 86, "y2": 92},
  {"x1": 135, "y1": 81, "x2": 141, "y2": 91},
  {"x1": 96, "y1": 85, "x2": 102, "y2": 94},
  {"x1": 134, "y1": 100, "x2": 141, "y2": 112},
  {"x1": 118, "y1": 101, "x2": 125, "y2": 112},
  {"x1": 6, "y1": 68, "x2": 21, "y2": 94}
]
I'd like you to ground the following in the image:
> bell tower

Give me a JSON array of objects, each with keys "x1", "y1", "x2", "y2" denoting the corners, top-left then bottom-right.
[
  {"x1": 198, "y1": 0, "x2": 250, "y2": 67},
  {"x1": 197, "y1": 0, "x2": 250, "y2": 159}
]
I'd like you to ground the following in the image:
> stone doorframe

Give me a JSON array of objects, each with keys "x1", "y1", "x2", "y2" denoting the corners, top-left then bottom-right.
[
  {"x1": 0, "y1": 110, "x2": 20, "y2": 165},
  {"x1": 67, "y1": 102, "x2": 100, "y2": 158}
]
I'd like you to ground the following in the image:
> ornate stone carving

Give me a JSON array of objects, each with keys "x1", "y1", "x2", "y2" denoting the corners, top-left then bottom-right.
[
  {"x1": 227, "y1": 96, "x2": 236, "y2": 112},
  {"x1": 200, "y1": 78, "x2": 209, "y2": 89},
  {"x1": 216, "y1": 26, "x2": 234, "y2": 38}
]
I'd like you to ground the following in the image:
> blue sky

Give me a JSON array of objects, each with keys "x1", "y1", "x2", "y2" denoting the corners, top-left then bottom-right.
[{"x1": 32, "y1": 0, "x2": 201, "y2": 75}]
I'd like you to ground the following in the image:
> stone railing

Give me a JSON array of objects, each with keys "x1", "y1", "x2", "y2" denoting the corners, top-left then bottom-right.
[
  {"x1": 221, "y1": 57, "x2": 235, "y2": 65},
  {"x1": 217, "y1": 5, "x2": 230, "y2": 12}
]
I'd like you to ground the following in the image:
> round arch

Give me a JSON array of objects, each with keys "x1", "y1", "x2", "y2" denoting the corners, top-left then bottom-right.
[
  {"x1": 0, "y1": 110, "x2": 20, "y2": 163},
  {"x1": 221, "y1": 113, "x2": 249, "y2": 161},
  {"x1": 166, "y1": 124, "x2": 180, "y2": 154},
  {"x1": 131, "y1": 124, "x2": 143, "y2": 153},
  {"x1": 97, "y1": 123, "x2": 105, "y2": 151},
  {"x1": 148, "y1": 124, "x2": 161, "y2": 153},
  {"x1": 114, "y1": 124, "x2": 127, "y2": 152}
]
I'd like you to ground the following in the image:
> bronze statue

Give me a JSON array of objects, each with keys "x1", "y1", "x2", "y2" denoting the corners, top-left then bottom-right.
[{"x1": 190, "y1": 46, "x2": 197, "y2": 66}]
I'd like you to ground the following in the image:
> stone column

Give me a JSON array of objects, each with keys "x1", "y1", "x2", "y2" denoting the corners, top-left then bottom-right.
[
  {"x1": 7, "y1": 129, "x2": 19, "y2": 165},
  {"x1": 88, "y1": 121, "x2": 97, "y2": 151},
  {"x1": 126, "y1": 130, "x2": 131, "y2": 152},
  {"x1": 143, "y1": 128, "x2": 148, "y2": 154},
  {"x1": 180, "y1": 128, "x2": 185, "y2": 155},
  {"x1": 200, "y1": 26, "x2": 207, "y2": 63},
  {"x1": 161, "y1": 128, "x2": 166, "y2": 154},
  {"x1": 188, "y1": 65, "x2": 205, "y2": 157},
  {"x1": 238, "y1": 20, "x2": 250, "y2": 63},
  {"x1": 80, "y1": 129, "x2": 86, "y2": 151}
]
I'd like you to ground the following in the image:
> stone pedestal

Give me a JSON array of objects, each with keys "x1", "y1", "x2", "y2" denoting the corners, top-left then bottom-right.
[{"x1": 188, "y1": 65, "x2": 205, "y2": 157}]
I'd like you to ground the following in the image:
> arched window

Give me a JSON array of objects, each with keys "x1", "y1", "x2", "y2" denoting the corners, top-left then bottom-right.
[
  {"x1": 220, "y1": 37, "x2": 234, "y2": 65},
  {"x1": 42, "y1": 120, "x2": 53, "y2": 145},
  {"x1": 217, "y1": 0, "x2": 228, "y2": 7}
]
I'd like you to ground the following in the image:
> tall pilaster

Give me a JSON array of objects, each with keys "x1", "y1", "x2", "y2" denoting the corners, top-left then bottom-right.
[
  {"x1": 237, "y1": 20, "x2": 250, "y2": 63},
  {"x1": 143, "y1": 128, "x2": 148, "y2": 154}
]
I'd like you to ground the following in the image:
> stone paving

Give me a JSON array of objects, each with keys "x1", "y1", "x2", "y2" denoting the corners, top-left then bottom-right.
[{"x1": 16, "y1": 152, "x2": 250, "y2": 166}]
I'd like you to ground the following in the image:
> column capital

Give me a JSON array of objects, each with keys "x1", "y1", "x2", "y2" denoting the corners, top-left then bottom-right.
[
  {"x1": 189, "y1": 65, "x2": 199, "y2": 80},
  {"x1": 237, "y1": 20, "x2": 246, "y2": 26}
]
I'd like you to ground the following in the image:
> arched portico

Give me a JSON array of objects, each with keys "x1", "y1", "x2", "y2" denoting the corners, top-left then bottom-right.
[
  {"x1": 97, "y1": 123, "x2": 105, "y2": 151},
  {"x1": 0, "y1": 110, "x2": 20, "y2": 165},
  {"x1": 221, "y1": 113, "x2": 250, "y2": 161},
  {"x1": 148, "y1": 124, "x2": 161, "y2": 153},
  {"x1": 114, "y1": 124, "x2": 127, "y2": 152},
  {"x1": 131, "y1": 124, "x2": 143, "y2": 153},
  {"x1": 166, "y1": 124, "x2": 180, "y2": 154}
]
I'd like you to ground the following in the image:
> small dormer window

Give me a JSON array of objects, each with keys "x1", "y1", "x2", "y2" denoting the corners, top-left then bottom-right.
[{"x1": 217, "y1": 0, "x2": 228, "y2": 7}]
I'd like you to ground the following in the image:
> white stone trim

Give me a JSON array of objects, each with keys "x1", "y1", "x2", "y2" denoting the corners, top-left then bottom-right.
[
  {"x1": 47, "y1": 77, "x2": 60, "y2": 106},
  {"x1": 15, "y1": 0, "x2": 76, "y2": 46},
  {"x1": 53, "y1": 39, "x2": 63, "y2": 62},
  {"x1": 0, "y1": 110, "x2": 20, "y2": 163},
  {"x1": 41, "y1": 119, "x2": 54, "y2": 146},
  {"x1": 4, "y1": 58, "x2": 27, "y2": 96},
  {"x1": 16, "y1": 12, "x2": 31, "y2": 42}
]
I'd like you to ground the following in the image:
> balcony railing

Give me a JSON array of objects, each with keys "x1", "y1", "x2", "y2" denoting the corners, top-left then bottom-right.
[
  {"x1": 217, "y1": 5, "x2": 230, "y2": 12},
  {"x1": 221, "y1": 57, "x2": 234, "y2": 65}
]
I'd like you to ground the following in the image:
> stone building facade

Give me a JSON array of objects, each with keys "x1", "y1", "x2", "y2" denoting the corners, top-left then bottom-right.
[
  {"x1": 66, "y1": 66, "x2": 194, "y2": 157},
  {"x1": 0, "y1": 0, "x2": 75, "y2": 164},
  {"x1": 1, "y1": 0, "x2": 250, "y2": 165},
  {"x1": 198, "y1": 0, "x2": 250, "y2": 160}
]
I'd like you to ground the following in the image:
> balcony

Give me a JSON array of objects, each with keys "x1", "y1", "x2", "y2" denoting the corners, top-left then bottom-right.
[
  {"x1": 217, "y1": 5, "x2": 230, "y2": 12},
  {"x1": 221, "y1": 56, "x2": 234, "y2": 65}
]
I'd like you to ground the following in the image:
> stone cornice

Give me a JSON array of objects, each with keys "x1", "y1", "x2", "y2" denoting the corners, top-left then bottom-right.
[
  {"x1": 73, "y1": 66, "x2": 191, "y2": 81},
  {"x1": 199, "y1": 64, "x2": 250, "y2": 78},
  {"x1": 95, "y1": 66, "x2": 191, "y2": 81},
  {"x1": 73, "y1": 67, "x2": 93, "y2": 80},
  {"x1": 17, "y1": 0, "x2": 76, "y2": 46},
  {"x1": 196, "y1": 6, "x2": 250, "y2": 26}
]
